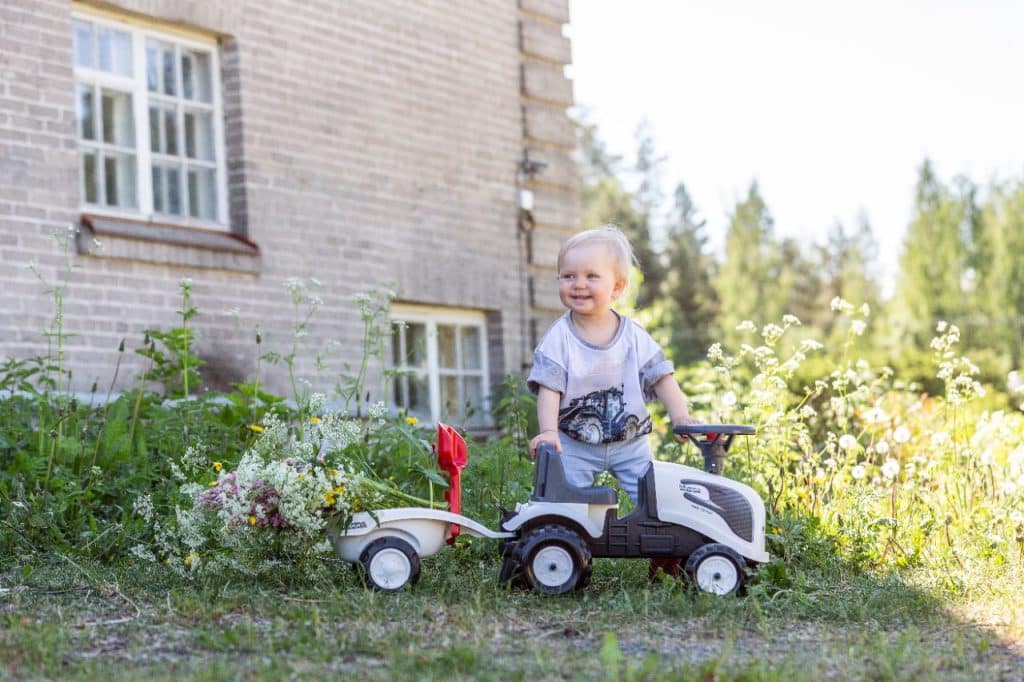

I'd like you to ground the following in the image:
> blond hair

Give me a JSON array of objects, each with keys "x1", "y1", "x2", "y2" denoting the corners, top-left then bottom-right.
[{"x1": 557, "y1": 225, "x2": 637, "y2": 286}]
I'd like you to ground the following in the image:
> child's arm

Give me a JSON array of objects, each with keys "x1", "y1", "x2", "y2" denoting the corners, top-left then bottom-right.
[
  {"x1": 653, "y1": 375, "x2": 700, "y2": 432},
  {"x1": 529, "y1": 386, "x2": 562, "y2": 458}
]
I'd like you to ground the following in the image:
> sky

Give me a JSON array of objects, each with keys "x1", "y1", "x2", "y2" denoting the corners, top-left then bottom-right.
[{"x1": 567, "y1": 0, "x2": 1024, "y2": 291}]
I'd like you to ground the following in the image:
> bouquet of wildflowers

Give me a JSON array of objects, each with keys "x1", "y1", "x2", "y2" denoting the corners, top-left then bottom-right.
[{"x1": 136, "y1": 397, "x2": 442, "y2": 577}]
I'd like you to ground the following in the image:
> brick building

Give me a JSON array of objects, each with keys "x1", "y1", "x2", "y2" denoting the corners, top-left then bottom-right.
[{"x1": 0, "y1": 0, "x2": 578, "y2": 428}]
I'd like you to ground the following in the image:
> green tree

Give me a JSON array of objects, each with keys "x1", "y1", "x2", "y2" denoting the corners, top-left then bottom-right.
[
  {"x1": 716, "y1": 182, "x2": 787, "y2": 348},
  {"x1": 890, "y1": 160, "x2": 973, "y2": 349},
  {"x1": 975, "y1": 179, "x2": 1024, "y2": 367},
  {"x1": 815, "y1": 217, "x2": 882, "y2": 341},
  {"x1": 628, "y1": 121, "x2": 667, "y2": 309},
  {"x1": 660, "y1": 182, "x2": 719, "y2": 362}
]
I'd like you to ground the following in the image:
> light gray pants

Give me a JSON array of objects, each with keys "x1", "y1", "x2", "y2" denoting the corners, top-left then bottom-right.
[{"x1": 558, "y1": 434, "x2": 653, "y2": 504}]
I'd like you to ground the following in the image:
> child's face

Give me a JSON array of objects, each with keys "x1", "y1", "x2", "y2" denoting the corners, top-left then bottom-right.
[{"x1": 557, "y1": 242, "x2": 625, "y2": 318}]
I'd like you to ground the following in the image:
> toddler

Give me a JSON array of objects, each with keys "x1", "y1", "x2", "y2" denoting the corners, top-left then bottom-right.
[{"x1": 527, "y1": 225, "x2": 698, "y2": 579}]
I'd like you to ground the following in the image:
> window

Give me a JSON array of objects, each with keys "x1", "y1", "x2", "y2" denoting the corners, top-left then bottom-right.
[
  {"x1": 72, "y1": 10, "x2": 227, "y2": 227},
  {"x1": 390, "y1": 306, "x2": 491, "y2": 428}
]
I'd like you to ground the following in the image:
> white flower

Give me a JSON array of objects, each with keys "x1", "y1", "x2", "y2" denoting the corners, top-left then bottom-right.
[
  {"x1": 860, "y1": 303, "x2": 871, "y2": 317},
  {"x1": 830, "y1": 297, "x2": 854, "y2": 313},
  {"x1": 874, "y1": 440, "x2": 890, "y2": 455},
  {"x1": 782, "y1": 314, "x2": 801, "y2": 326},
  {"x1": 736, "y1": 320, "x2": 757, "y2": 333},
  {"x1": 839, "y1": 434, "x2": 859, "y2": 452},
  {"x1": 132, "y1": 493, "x2": 154, "y2": 522},
  {"x1": 851, "y1": 465, "x2": 866, "y2": 480},
  {"x1": 850, "y1": 320, "x2": 867, "y2": 336},
  {"x1": 893, "y1": 426, "x2": 911, "y2": 444},
  {"x1": 799, "y1": 339, "x2": 824, "y2": 352},
  {"x1": 721, "y1": 391, "x2": 737, "y2": 407},
  {"x1": 881, "y1": 458, "x2": 900, "y2": 479},
  {"x1": 930, "y1": 432, "x2": 951, "y2": 448},
  {"x1": 864, "y1": 407, "x2": 888, "y2": 425}
]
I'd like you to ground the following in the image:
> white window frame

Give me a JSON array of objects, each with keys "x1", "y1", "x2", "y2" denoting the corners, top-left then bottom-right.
[
  {"x1": 71, "y1": 6, "x2": 229, "y2": 230},
  {"x1": 390, "y1": 305, "x2": 492, "y2": 427}
]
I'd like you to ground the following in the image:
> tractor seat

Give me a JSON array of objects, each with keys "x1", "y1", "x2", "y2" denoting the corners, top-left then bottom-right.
[{"x1": 531, "y1": 445, "x2": 618, "y2": 505}]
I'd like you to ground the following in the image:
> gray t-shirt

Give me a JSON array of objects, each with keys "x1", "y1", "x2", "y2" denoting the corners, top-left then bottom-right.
[{"x1": 527, "y1": 312, "x2": 674, "y2": 445}]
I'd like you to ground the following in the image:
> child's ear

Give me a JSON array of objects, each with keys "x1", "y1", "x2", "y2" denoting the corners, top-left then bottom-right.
[{"x1": 612, "y1": 277, "x2": 627, "y2": 299}]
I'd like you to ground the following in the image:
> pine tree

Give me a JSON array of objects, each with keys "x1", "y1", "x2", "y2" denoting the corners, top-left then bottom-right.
[
  {"x1": 891, "y1": 160, "x2": 973, "y2": 348},
  {"x1": 976, "y1": 179, "x2": 1024, "y2": 367},
  {"x1": 660, "y1": 183, "x2": 719, "y2": 362},
  {"x1": 628, "y1": 121, "x2": 666, "y2": 309},
  {"x1": 716, "y1": 182, "x2": 787, "y2": 348},
  {"x1": 816, "y1": 217, "x2": 882, "y2": 340}
]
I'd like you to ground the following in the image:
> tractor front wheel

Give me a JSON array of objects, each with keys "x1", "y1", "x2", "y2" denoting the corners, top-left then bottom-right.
[{"x1": 684, "y1": 543, "x2": 745, "y2": 595}]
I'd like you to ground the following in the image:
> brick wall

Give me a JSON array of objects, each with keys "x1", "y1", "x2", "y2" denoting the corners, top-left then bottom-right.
[
  {"x1": 0, "y1": 0, "x2": 575, "y2": 405},
  {"x1": 516, "y1": 0, "x2": 578, "y2": 346}
]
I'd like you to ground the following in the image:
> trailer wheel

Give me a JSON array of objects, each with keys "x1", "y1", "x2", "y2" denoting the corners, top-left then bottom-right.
[
  {"x1": 684, "y1": 543, "x2": 745, "y2": 596},
  {"x1": 358, "y1": 537, "x2": 421, "y2": 591},
  {"x1": 518, "y1": 525, "x2": 591, "y2": 595}
]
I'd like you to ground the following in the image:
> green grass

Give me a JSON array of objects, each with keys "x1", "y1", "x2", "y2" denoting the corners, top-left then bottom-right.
[{"x1": 2, "y1": 545, "x2": 1021, "y2": 681}]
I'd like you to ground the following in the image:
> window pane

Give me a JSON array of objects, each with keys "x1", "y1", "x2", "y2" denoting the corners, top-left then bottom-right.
[
  {"x1": 153, "y1": 164, "x2": 183, "y2": 215},
  {"x1": 101, "y1": 89, "x2": 134, "y2": 147},
  {"x1": 405, "y1": 323, "x2": 427, "y2": 368},
  {"x1": 464, "y1": 377, "x2": 485, "y2": 426},
  {"x1": 146, "y1": 44, "x2": 159, "y2": 91},
  {"x1": 181, "y1": 50, "x2": 212, "y2": 102},
  {"x1": 162, "y1": 47, "x2": 176, "y2": 95},
  {"x1": 148, "y1": 105, "x2": 160, "y2": 152},
  {"x1": 151, "y1": 166, "x2": 164, "y2": 212},
  {"x1": 76, "y1": 84, "x2": 95, "y2": 140},
  {"x1": 103, "y1": 152, "x2": 136, "y2": 208},
  {"x1": 164, "y1": 107, "x2": 178, "y2": 155},
  {"x1": 391, "y1": 323, "x2": 403, "y2": 366},
  {"x1": 440, "y1": 375, "x2": 460, "y2": 421},
  {"x1": 81, "y1": 150, "x2": 98, "y2": 203},
  {"x1": 438, "y1": 325, "x2": 456, "y2": 369},
  {"x1": 407, "y1": 373, "x2": 429, "y2": 419},
  {"x1": 188, "y1": 167, "x2": 217, "y2": 220},
  {"x1": 97, "y1": 27, "x2": 131, "y2": 76},
  {"x1": 461, "y1": 326, "x2": 481, "y2": 370},
  {"x1": 184, "y1": 109, "x2": 213, "y2": 160},
  {"x1": 73, "y1": 21, "x2": 93, "y2": 68}
]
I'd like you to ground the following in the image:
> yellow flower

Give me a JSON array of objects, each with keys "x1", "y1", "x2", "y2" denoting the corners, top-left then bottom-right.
[
  {"x1": 248, "y1": 515, "x2": 257, "y2": 526},
  {"x1": 184, "y1": 552, "x2": 197, "y2": 567},
  {"x1": 405, "y1": 416, "x2": 419, "y2": 426},
  {"x1": 324, "y1": 492, "x2": 336, "y2": 506},
  {"x1": 213, "y1": 461, "x2": 223, "y2": 472},
  {"x1": 208, "y1": 480, "x2": 218, "y2": 487},
  {"x1": 249, "y1": 424, "x2": 264, "y2": 433},
  {"x1": 334, "y1": 486, "x2": 345, "y2": 495},
  {"x1": 309, "y1": 416, "x2": 322, "y2": 425}
]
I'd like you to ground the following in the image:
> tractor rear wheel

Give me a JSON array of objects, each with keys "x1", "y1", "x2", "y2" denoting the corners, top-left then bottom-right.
[{"x1": 517, "y1": 525, "x2": 591, "y2": 595}]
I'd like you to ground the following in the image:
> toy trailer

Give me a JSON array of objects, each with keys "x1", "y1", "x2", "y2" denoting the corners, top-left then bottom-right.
[{"x1": 329, "y1": 424, "x2": 513, "y2": 591}]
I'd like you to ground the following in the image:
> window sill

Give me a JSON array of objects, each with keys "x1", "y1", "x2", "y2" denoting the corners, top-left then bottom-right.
[{"x1": 78, "y1": 214, "x2": 260, "y2": 274}]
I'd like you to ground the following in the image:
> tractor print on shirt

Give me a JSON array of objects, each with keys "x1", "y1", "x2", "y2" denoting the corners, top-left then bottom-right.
[{"x1": 558, "y1": 386, "x2": 652, "y2": 444}]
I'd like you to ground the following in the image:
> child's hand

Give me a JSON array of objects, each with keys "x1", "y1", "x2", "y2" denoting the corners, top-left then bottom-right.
[
  {"x1": 529, "y1": 430, "x2": 562, "y2": 459},
  {"x1": 672, "y1": 415, "x2": 702, "y2": 442}
]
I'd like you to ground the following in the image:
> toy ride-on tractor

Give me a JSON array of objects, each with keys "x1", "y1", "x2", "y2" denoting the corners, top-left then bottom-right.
[{"x1": 498, "y1": 424, "x2": 768, "y2": 595}]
